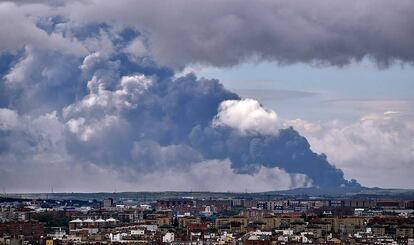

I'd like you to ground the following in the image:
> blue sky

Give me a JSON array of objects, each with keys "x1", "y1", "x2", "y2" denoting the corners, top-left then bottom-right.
[{"x1": 196, "y1": 60, "x2": 414, "y2": 122}]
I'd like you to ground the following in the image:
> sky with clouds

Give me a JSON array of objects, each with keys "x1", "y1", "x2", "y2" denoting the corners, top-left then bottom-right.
[{"x1": 0, "y1": 0, "x2": 413, "y2": 192}]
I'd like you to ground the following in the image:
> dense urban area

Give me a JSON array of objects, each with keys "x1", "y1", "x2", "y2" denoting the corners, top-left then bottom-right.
[{"x1": 1, "y1": 193, "x2": 414, "y2": 245}]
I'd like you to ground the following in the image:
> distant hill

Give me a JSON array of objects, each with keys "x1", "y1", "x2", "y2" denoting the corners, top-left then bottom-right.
[
  {"x1": 2, "y1": 187, "x2": 414, "y2": 202},
  {"x1": 265, "y1": 186, "x2": 414, "y2": 199}
]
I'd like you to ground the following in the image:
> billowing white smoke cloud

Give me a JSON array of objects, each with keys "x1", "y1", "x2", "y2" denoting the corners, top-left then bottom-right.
[
  {"x1": 213, "y1": 99, "x2": 279, "y2": 135},
  {"x1": 64, "y1": 73, "x2": 153, "y2": 141},
  {"x1": 0, "y1": 43, "x2": 324, "y2": 192},
  {"x1": 286, "y1": 112, "x2": 414, "y2": 188},
  {"x1": 0, "y1": 0, "x2": 413, "y2": 192},
  {"x1": 0, "y1": 107, "x2": 311, "y2": 192}
]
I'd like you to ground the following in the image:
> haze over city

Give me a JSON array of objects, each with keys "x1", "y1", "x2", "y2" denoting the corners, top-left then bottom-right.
[{"x1": 0, "y1": 0, "x2": 413, "y2": 193}]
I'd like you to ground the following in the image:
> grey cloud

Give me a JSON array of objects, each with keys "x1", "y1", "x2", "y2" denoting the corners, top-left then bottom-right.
[
  {"x1": 189, "y1": 125, "x2": 353, "y2": 188},
  {"x1": 133, "y1": 160, "x2": 312, "y2": 192},
  {"x1": 0, "y1": 2, "x2": 87, "y2": 56},
  {"x1": 130, "y1": 141, "x2": 203, "y2": 173},
  {"x1": 56, "y1": 0, "x2": 414, "y2": 68},
  {"x1": 0, "y1": 46, "x2": 356, "y2": 190},
  {"x1": 0, "y1": 2, "x2": 378, "y2": 191},
  {"x1": 287, "y1": 112, "x2": 414, "y2": 188},
  {"x1": 2, "y1": 1, "x2": 414, "y2": 69},
  {"x1": 3, "y1": 46, "x2": 84, "y2": 115}
]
